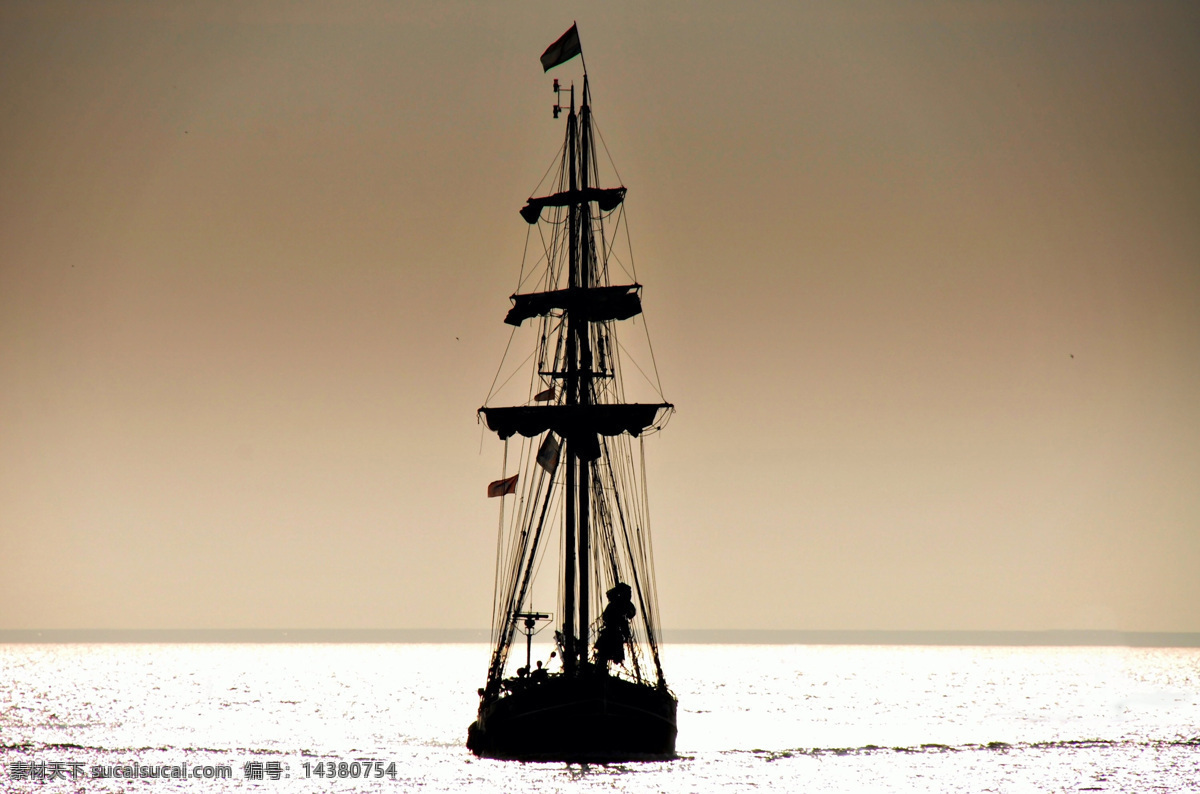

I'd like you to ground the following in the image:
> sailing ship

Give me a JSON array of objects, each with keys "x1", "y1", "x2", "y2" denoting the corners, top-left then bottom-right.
[{"x1": 466, "y1": 26, "x2": 678, "y2": 762}]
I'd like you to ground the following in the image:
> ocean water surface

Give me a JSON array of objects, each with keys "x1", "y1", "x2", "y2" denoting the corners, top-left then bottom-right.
[{"x1": 1, "y1": 643, "x2": 1198, "y2": 792}]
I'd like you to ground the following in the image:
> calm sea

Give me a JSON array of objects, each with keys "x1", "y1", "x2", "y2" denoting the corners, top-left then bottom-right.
[{"x1": 2, "y1": 643, "x2": 1197, "y2": 792}]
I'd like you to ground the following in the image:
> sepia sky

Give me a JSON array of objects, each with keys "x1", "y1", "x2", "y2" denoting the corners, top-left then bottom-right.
[{"x1": 2, "y1": 1, "x2": 1197, "y2": 633}]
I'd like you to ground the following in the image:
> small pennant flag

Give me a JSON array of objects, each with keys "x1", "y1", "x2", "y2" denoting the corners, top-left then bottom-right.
[
  {"x1": 540, "y1": 24, "x2": 582, "y2": 72},
  {"x1": 534, "y1": 387, "x2": 556, "y2": 402},
  {"x1": 536, "y1": 433, "x2": 561, "y2": 473},
  {"x1": 487, "y1": 474, "x2": 519, "y2": 498}
]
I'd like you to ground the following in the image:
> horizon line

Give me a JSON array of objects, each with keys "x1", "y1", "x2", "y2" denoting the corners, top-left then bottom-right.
[{"x1": 2, "y1": 629, "x2": 1198, "y2": 647}]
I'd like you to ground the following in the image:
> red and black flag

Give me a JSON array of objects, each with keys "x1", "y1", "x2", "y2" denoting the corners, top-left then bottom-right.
[
  {"x1": 487, "y1": 474, "x2": 519, "y2": 498},
  {"x1": 540, "y1": 24, "x2": 582, "y2": 72}
]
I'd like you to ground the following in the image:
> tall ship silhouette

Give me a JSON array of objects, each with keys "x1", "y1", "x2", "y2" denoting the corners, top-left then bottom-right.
[{"x1": 466, "y1": 25, "x2": 678, "y2": 762}]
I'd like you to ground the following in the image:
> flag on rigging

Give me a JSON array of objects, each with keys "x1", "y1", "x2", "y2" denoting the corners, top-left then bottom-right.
[
  {"x1": 533, "y1": 386, "x2": 556, "y2": 402},
  {"x1": 487, "y1": 474, "x2": 519, "y2": 498},
  {"x1": 536, "y1": 432, "x2": 561, "y2": 473},
  {"x1": 540, "y1": 24, "x2": 582, "y2": 72}
]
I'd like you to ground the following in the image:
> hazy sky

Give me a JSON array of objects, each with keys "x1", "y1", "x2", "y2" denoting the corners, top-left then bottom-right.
[{"x1": 2, "y1": 1, "x2": 1197, "y2": 632}]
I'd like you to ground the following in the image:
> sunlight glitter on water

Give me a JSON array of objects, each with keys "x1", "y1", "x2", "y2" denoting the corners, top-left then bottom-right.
[{"x1": 2, "y1": 643, "x2": 1198, "y2": 792}]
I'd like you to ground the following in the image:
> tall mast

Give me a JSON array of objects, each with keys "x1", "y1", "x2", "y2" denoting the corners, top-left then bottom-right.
[
  {"x1": 562, "y1": 83, "x2": 578, "y2": 676},
  {"x1": 479, "y1": 68, "x2": 673, "y2": 682},
  {"x1": 576, "y1": 75, "x2": 592, "y2": 670}
]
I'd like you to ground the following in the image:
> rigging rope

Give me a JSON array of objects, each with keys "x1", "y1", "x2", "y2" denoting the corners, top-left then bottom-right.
[
  {"x1": 483, "y1": 325, "x2": 519, "y2": 407},
  {"x1": 479, "y1": 99, "x2": 673, "y2": 691},
  {"x1": 491, "y1": 438, "x2": 509, "y2": 634}
]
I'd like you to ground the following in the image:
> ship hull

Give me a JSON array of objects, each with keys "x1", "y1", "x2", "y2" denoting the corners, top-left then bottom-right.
[{"x1": 467, "y1": 674, "x2": 677, "y2": 762}]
